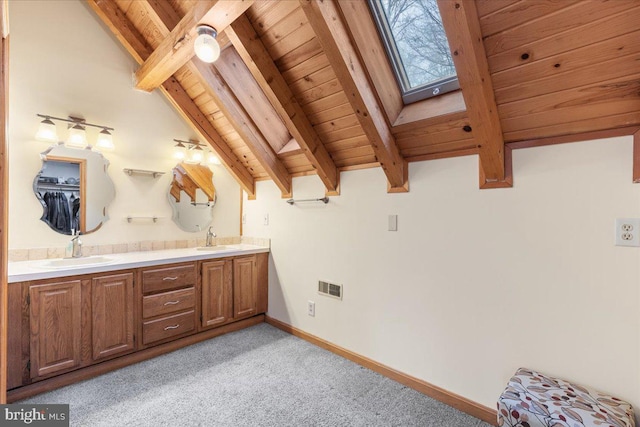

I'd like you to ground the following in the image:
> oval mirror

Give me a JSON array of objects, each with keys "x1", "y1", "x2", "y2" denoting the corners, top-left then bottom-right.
[
  {"x1": 33, "y1": 144, "x2": 115, "y2": 235},
  {"x1": 169, "y1": 162, "x2": 216, "y2": 232}
]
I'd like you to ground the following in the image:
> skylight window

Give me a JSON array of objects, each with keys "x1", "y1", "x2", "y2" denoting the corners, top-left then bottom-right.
[{"x1": 368, "y1": 0, "x2": 459, "y2": 104}]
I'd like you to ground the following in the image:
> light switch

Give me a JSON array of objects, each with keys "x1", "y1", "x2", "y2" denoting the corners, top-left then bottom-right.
[
  {"x1": 388, "y1": 214, "x2": 398, "y2": 231},
  {"x1": 263, "y1": 213, "x2": 269, "y2": 226}
]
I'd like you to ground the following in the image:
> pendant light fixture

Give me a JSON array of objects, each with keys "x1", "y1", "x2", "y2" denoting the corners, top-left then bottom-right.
[
  {"x1": 66, "y1": 122, "x2": 87, "y2": 149},
  {"x1": 173, "y1": 140, "x2": 187, "y2": 160},
  {"x1": 194, "y1": 25, "x2": 220, "y2": 63},
  {"x1": 189, "y1": 144, "x2": 204, "y2": 164},
  {"x1": 35, "y1": 116, "x2": 58, "y2": 143},
  {"x1": 173, "y1": 139, "x2": 216, "y2": 165},
  {"x1": 96, "y1": 128, "x2": 114, "y2": 151}
]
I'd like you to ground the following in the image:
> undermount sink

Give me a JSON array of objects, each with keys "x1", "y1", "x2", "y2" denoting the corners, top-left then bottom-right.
[
  {"x1": 196, "y1": 245, "x2": 229, "y2": 251},
  {"x1": 37, "y1": 256, "x2": 115, "y2": 269}
]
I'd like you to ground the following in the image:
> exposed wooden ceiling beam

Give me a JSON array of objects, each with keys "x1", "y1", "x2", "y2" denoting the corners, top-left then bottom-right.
[
  {"x1": 134, "y1": 0, "x2": 254, "y2": 92},
  {"x1": 144, "y1": 0, "x2": 292, "y2": 197},
  {"x1": 87, "y1": 0, "x2": 256, "y2": 197},
  {"x1": 437, "y1": 0, "x2": 507, "y2": 188},
  {"x1": 300, "y1": 0, "x2": 408, "y2": 192},
  {"x1": 226, "y1": 15, "x2": 339, "y2": 195},
  {"x1": 193, "y1": 60, "x2": 292, "y2": 197}
]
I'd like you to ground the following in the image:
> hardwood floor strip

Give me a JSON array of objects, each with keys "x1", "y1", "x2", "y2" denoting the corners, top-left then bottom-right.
[{"x1": 265, "y1": 316, "x2": 498, "y2": 426}]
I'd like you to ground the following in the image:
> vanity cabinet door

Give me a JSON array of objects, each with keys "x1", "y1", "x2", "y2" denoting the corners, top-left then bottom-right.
[
  {"x1": 29, "y1": 280, "x2": 82, "y2": 378},
  {"x1": 91, "y1": 273, "x2": 135, "y2": 361},
  {"x1": 233, "y1": 256, "x2": 257, "y2": 319},
  {"x1": 201, "y1": 260, "x2": 232, "y2": 329}
]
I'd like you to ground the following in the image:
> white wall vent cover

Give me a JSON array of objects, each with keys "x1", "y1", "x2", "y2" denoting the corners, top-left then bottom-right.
[{"x1": 318, "y1": 280, "x2": 342, "y2": 300}]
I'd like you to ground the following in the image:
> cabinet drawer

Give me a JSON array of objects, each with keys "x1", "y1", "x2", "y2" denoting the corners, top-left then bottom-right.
[
  {"x1": 142, "y1": 311, "x2": 195, "y2": 345},
  {"x1": 141, "y1": 264, "x2": 196, "y2": 294},
  {"x1": 142, "y1": 287, "x2": 195, "y2": 319}
]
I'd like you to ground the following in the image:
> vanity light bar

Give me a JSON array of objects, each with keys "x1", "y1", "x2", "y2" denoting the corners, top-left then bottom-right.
[{"x1": 37, "y1": 114, "x2": 114, "y2": 132}]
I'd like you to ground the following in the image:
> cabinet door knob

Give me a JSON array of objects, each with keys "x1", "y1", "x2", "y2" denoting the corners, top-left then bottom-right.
[
  {"x1": 163, "y1": 300, "x2": 180, "y2": 305},
  {"x1": 163, "y1": 324, "x2": 180, "y2": 330},
  {"x1": 162, "y1": 276, "x2": 178, "y2": 281}
]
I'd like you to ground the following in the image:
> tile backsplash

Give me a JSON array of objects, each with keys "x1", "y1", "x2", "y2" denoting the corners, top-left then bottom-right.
[{"x1": 9, "y1": 236, "x2": 270, "y2": 262}]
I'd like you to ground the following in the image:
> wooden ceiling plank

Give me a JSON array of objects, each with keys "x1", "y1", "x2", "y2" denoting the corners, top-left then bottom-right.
[
  {"x1": 248, "y1": 1, "x2": 299, "y2": 36},
  {"x1": 492, "y1": 30, "x2": 640, "y2": 91},
  {"x1": 438, "y1": 0, "x2": 506, "y2": 187},
  {"x1": 227, "y1": 15, "x2": 339, "y2": 193},
  {"x1": 87, "y1": 0, "x2": 256, "y2": 197},
  {"x1": 260, "y1": 7, "x2": 308, "y2": 49},
  {"x1": 266, "y1": 21, "x2": 316, "y2": 62},
  {"x1": 504, "y1": 112, "x2": 640, "y2": 143},
  {"x1": 406, "y1": 147, "x2": 478, "y2": 163},
  {"x1": 288, "y1": 65, "x2": 337, "y2": 95},
  {"x1": 487, "y1": 4, "x2": 640, "y2": 73},
  {"x1": 475, "y1": 0, "x2": 520, "y2": 18},
  {"x1": 494, "y1": 50, "x2": 640, "y2": 104},
  {"x1": 401, "y1": 139, "x2": 478, "y2": 158},
  {"x1": 281, "y1": 52, "x2": 328, "y2": 84},
  {"x1": 502, "y1": 101, "x2": 640, "y2": 137},
  {"x1": 274, "y1": 37, "x2": 322, "y2": 72},
  {"x1": 134, "y1": 0, "x2": 253, "y2": 92},
  {"x1": 300, "y1": 0, "x2": 408, "y2": 192},
  {"x1": 480, "y1": 0, "x2": 581, "y2": 38},
  {"x1": 483, "y1": 0, "x2": 633, "y2": 58},
  {"x1": 499, "y1": 73, "x2": 640, "y2": 124},
  {"x1": 297, "y1": 78, "x2": 342, "y2": 106}
]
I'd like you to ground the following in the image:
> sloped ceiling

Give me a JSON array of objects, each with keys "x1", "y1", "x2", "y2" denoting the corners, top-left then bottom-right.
[{"x1": 87, "y1": 0, "x2": 640, "y2": 197}]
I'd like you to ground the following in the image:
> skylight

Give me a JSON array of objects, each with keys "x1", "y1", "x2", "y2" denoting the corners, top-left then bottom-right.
[{"x1": 368, "y1": 0, "x2": 459, "y2": 104}]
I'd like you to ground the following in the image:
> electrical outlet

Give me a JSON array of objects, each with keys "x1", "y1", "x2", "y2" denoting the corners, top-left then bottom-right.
[
  {"x1": 615, "y1": 218, "x2": 640, "y2": 247},
  {"x1": 307, "y1": 300, "x2": 315, "y2": 317},
  {"x1": 263, "y1": 213, "x2": 269, "y2": 226}
]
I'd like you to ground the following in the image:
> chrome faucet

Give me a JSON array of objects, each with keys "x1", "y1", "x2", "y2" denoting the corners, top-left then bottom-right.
[
  {"x1": 71, "y1": 230, "x2": 83, "y2": 258},
  {"x1": 206, "y1": 226, "x2": 216, "y2": 247}
]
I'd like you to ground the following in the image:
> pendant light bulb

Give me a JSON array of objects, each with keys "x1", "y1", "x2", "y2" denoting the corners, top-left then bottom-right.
[
  {"x1": 194, "y1": 25, "x2": 220, "y2": 63},
  {"x1": 66, "y1": 123, "x2": 87, "y2": 149},
  {"x1": 189, "y1": 145, "x2": 204, "y2": 164},
  {"x1": 96, "y1": 128, "x2": 115, "y2": 151},
  {"x1": 173, "y1": 141, "x2": 186, "y2": 160},
  {"x1": 35, "y1": 117, "x2": 58, "y2": 143}
]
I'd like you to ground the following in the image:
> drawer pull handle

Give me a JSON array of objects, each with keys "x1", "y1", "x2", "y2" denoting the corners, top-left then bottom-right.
[
  {"x1": 164, "y1": 324, "x2": 180, "y2": 330},
  {"x1": 162, "y1": 276, "x2": 178, "y2": 281},
  {"x1": 163, "y1": 300, "x2": 180, "y2": 306}
]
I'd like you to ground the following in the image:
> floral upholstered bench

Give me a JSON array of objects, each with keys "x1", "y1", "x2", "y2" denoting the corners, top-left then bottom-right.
[{"x1": 497, "y1": 368, "x2": 635, "y2": 427}]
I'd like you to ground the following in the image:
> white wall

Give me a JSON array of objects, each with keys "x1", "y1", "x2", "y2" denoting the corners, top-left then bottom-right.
[
  {"x1": 243, "y1": 136, "x2": 640, "y2": 414},
  {"x1": 8, "y1": 0, "x2": 240, "y2": 249}
]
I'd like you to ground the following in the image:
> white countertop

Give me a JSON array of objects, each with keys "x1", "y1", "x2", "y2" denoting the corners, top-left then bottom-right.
[{"x1": 8, "y1": 244, "x2": 270, "y2": 283}]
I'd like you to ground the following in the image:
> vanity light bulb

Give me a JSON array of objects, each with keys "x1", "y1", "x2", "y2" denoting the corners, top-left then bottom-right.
[
  {"x1": 173, "y1": 144, "x2": 186, "y2": 160},
  {"x1": 35, "y1": 118, "x2": 58, "y2": 143},
  {"x1": 190, "y1": 150, "x2": 204, "y2": 164},
  {"x1": 66, "y1": 124, "x2": 87, "y2": 149},
  {"x1": 96, "y1": 129, "x2": 114, "y2": 151}
]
